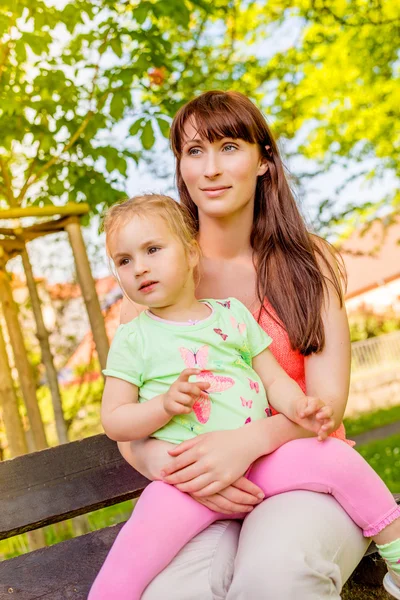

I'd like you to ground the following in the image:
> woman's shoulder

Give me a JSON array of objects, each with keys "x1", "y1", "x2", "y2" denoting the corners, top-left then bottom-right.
[
  {"x1": 206, "y1": 296, "x2": 247, "y2": 313},
  {"x1": 120, "y1": 295, "x2": 147, "y2": 324},
  {"x1": 310, "y1": 234, "x2": 346, "y2": 300}
]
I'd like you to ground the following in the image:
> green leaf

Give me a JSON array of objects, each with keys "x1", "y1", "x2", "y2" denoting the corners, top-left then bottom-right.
[
  {"x1": 156, "y1": 117, "x2": 170, "y2": 139},
  {"x1": 134, "y1": 2, "x2": 152, "y2": 25},
  {"x1": 129, "y1": 118, "x2": 145, "y2": 136},
  {"x1": 109, "y1": 94, "x2": 125, "y2": 120},
  {"x1": 110, "y1": 38, "x2": 123, "y2": 59},
  {"x1": 141, "y1": 120, "x2": 155, "y2": 150}
]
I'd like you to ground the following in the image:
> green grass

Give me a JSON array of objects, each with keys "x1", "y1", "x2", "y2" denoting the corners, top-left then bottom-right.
[
  {"x1": 356, "y1": 433, "x2": 400, "y2": 493},
  {"x1": 0, "y1": 500, "x2": 135, "y2": 560},
  {"x1": 344, "y1": 404, "x2": 400, "y2": 438}
]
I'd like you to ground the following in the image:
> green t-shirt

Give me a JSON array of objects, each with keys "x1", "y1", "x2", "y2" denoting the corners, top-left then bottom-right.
[{"x1": 103, "y1": 297, "x2": 272, "y2": 444}]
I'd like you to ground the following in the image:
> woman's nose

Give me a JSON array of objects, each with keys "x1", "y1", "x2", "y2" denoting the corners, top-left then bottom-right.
[{"x1": 203, "y1": 151, "x2": 222, "y2": 178}]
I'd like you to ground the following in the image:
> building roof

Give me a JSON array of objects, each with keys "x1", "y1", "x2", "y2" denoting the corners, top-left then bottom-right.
[{"x1": 340, "y1": 218, "x2": 400, "y2": 299}]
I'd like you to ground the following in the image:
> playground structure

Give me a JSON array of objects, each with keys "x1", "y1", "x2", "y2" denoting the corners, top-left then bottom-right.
[{"x1": 0, "y1": 204, "x2": 109, "y2": 456}]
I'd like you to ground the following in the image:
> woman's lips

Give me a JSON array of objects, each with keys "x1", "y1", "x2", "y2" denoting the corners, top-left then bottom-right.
[
  {"x1": 139, "y1": 282, "x2": 158, "y2": 294},
  {"x1": 201, "y1": 187, "x2": 231, "y2": 198}
]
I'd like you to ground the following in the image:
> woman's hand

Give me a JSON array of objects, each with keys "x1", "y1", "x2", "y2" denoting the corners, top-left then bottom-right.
[
  {"x1": 161, "y1": 428, "x2": 261, "y2": 497},
  {"x1": 190, "y1": 476, "x2": 265, "y2": 515}
]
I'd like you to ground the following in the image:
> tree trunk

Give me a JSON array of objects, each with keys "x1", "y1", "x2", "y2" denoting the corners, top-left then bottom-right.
[
  {"x1": 65, "y1": 218, "x2": 109, "y2": 371},
  {"x1": 0, "y1": 318, "x2": 27, "y2": 457},
  {"x1": 21, "y1": 247, "x2": 68, "y2": 445},
  {"x1": 0, "y1": 263, "x2": 47, "y2": 450}
]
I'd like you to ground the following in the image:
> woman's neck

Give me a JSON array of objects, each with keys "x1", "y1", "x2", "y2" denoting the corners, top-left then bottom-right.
[{"x1": 197, "y1": 208, "x2": 253, "y2": 262}]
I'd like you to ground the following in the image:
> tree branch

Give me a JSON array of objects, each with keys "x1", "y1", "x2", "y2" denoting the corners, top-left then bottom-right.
[
  {"x1": 0, "y1": 16, "x2": 17, "y2": 83},
  {"x1": 0, "y1": 157, "x2": 16, "y2": 206}
]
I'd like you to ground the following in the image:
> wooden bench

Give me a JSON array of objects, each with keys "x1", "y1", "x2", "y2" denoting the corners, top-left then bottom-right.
[{"x1": 0, "y1": 434, "x2": 397, "y2": 599}]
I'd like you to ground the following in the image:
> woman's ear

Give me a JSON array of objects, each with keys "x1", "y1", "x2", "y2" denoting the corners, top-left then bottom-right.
[{"x1": 257, "y1": 159, "x2": 269, "y2": 177}]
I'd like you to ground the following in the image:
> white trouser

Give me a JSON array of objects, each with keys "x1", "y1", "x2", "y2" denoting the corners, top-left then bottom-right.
[{"x1": 142, "y1": 491, "x2": 370, "y2": 600}]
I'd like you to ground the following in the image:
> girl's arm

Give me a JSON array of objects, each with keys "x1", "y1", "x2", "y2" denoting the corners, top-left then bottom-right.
[
  {"x1": 101, "y1": 377, "x2": 171, "y2": 441},
  {"x1": 102, "y1": 369, "x2": 209, "y2": 441},
  {"x1": 252, "y1": 349, "x2": 334, "y2": 439}
]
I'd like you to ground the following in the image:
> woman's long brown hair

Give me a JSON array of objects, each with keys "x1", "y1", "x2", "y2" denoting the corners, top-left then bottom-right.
[{"x1": 170, "y1": 90, "x2": 346, "y2": 355}]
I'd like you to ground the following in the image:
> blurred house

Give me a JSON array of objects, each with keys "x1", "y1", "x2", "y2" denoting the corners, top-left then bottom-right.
[
  {"x1": 6, "y1": 273, "x2": 122, "y2": 381},
  {"x1": 341, "y1": 218, "x2": 400, "y2": 315}
]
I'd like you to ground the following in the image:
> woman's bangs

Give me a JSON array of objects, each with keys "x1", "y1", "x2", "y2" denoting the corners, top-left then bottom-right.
[
  {"x1": 172, "y1": 103, "x2": 259, "y2": 156},
  {"x1": 191, "y1": 108, "x2": 258, "y2": 146}
]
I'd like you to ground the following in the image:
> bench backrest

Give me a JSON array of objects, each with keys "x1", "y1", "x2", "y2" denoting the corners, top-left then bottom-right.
[{"x1": 0, "y1": 433, "x2": 149, "y2": 540}]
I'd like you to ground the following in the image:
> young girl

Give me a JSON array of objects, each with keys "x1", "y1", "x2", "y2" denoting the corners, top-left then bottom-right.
[{"x1": 89, "y1": 194, "x2": 400, "y2": 600}]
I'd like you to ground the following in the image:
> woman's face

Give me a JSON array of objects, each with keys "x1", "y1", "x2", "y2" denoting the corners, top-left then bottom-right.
[{"x1": 179, "y1": 120, "x2": 268, "y2": 219}]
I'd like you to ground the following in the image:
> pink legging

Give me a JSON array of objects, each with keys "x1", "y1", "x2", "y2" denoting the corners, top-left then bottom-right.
[{"x1": 88, "y1": 437, "x2": 400, "y2": 599}]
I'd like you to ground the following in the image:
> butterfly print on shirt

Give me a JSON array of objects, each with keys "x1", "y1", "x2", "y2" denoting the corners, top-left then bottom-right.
[
  {"x1": 240, "y1": 397, "x2": 253, "y2": 408},
  {"x1": 216, "y1": 300, "x2": 231, "y2": 309},
  {"x1": 248, "y1": 378, "x2": 260, "y2": 393},
  {"x1": 179, "y1": 345, "x2": 235, "y2": 423},
  {"x1": 214, "y1": 328, "x2": 228, "y2": 341},
  {"x1": 230, "y1": 316, "x2": 246, "y2": 335}
]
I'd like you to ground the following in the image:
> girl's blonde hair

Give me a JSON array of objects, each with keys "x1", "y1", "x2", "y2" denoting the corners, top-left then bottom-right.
[{"x1": 103, "y1": 193, "x2": 199, "y2": 260}]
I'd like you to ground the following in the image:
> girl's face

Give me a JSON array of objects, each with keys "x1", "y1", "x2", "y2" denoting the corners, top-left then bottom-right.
[
  {"x1": 108, "y1": 214, "x2": 197, "y2": 308},
  {"x1": 179, "y1": 120, "x2": 268, "y2": 219}
]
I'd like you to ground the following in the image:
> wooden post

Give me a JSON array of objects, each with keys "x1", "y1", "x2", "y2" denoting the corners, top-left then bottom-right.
[
  {"x1": 21, "y1": 246, "x2": 69, "y2": 445},
  {"x1": 0, "y1": 319, "x2": 27, "y2": 457},
  {"x1": 65, "y1": 218, "x2": 109, "y2": 371},
  {"x1": 0, "y1": 256, "x2": 47, "y2": 450},
  {"x1": 0, "y1": 203, "x2": 89, "y2": 219}
]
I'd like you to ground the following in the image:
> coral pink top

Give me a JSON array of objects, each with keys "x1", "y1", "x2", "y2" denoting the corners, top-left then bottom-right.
[{"x1": 254, "y1": 302, "x2": 354, "y2": 446}]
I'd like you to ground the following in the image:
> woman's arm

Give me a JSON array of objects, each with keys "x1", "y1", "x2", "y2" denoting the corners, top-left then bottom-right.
[
  {"x1": 118, "y1": 438, "x2": 265, "y2": 513},
  {"x1": 304, "y1": 241, "x2": 351, "y2": 430},
  {"x1": 161, "y1": 414, "x2": 315, "y2": 496},
  {"x1": 118, "y1": 438, "x2": 176, "y2": 481}
]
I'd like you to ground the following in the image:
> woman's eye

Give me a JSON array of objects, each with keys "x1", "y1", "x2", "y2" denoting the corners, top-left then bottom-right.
[
  {"x1": 223, "y1": 144, "x2": 237, "y2": 152},
  {"x1": 188, "y1": 147, "x2": 201, "y2": 156},
  {"x1": 148, "y1": 246, "x2": 161, "y2": 255}
]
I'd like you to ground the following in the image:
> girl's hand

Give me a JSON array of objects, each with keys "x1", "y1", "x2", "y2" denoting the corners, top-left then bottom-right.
[
  {"x1": 163, "y1": 369, "x2": 210, "y2": 417},
  {"x1": 189, "y1": 476, "x2": 264, "y2": 515},
  {"x1": 296, "y1": 396, "x2": 335, "y2": 441},
  {"x1": 160, "y1": 429, "x2": 259, "y2": 497}
]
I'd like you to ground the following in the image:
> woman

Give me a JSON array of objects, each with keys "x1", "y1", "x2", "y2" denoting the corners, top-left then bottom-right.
[{"x1": 118, "y1": 90, "x2": 369, "y2": 599}]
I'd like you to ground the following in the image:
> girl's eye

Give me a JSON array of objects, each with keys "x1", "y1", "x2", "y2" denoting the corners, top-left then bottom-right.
[
  {"x1": 118, "y1": 258, "x2": 130, "y2": 267},
  {"x1": 148, "y1": 246, "x2": 161, "y2": 255}
]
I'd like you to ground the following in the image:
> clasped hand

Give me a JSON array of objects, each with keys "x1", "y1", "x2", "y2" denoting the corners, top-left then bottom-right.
[{"x1": 294, "y1": 395, "x2": 335, "y2": 441}]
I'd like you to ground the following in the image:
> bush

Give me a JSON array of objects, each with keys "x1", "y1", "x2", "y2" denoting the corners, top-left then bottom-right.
[{"x1": 349, "y1": 305, "x2": 400, "y2": 343}]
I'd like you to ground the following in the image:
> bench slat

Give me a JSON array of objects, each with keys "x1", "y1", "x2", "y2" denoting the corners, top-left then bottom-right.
[
  {"x1": 0, "y1": 521, "x2": 388, "y2": 599},
  {"x1": 0, "y1": 523, "x2": 123, "y2": 599},
  {"x1": 0, "y1": 434, "x2": 149, "y2": 539}
]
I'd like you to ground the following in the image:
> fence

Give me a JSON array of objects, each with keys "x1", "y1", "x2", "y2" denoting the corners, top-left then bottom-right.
[{"x1": 351, "y1": 330, "x2": 400, "y2": 378}]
